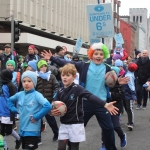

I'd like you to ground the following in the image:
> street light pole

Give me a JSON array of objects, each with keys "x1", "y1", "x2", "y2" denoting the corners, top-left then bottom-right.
[
  {"x1": 97, "y1": 0, "x2": 104, "y2": 44},
  {"x1": 11, "y1": 15, "x2": 14, "y2": 53}
]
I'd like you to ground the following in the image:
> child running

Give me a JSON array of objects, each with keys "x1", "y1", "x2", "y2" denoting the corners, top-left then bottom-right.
[
  {"x1": 8, "y1": 71, "x2": 52, "y2": 150},
  {"x1": 0, "y1": 69, "x2": 21, "y2": 150},
  {"x1": 41, "y1": 42, "x2": 129, "y2": 150},
  {"x1": 51, "y1": 63, "x2": 119, "y2": 150}
]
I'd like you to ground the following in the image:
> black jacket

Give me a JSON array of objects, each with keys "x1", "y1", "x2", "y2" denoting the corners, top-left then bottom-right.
[
  {"x1": 135, "y1": 57, "x2": 150, "y2": 84},
  {"x1": 24, "y1": 54, "x2": 40, "y2": 63},
  {"x1": 36, "y1": 75, "x2": 59, "y2": 103},
  {"x1": 109, "y1": 84, "x2": 124, "y2": 113},
  {"x1": 0, "y1": 53, "x2": 17, "y2": 71},
  {"x1": 54, "y1": 83, "x2": 106, "y2": 124}
]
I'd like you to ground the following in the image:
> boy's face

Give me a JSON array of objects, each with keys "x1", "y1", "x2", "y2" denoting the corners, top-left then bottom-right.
[
  {"x1": 22, "y1": 77, "x2": 34, "y2": 91},
  {"x1": 39, "y1": 65, "x2": 47, "y2": 73},
  {"x1": 6, "y1": 64, "x2": 14, "y2": 71},
  {"x1": 92, "y1": 50, "x2": 104, "y2": 65},
  {"x1": 61, "y1": 73, "x2": 76, "y2": 88},
  {"x1": 26, "y1": 66, "x2": 34, "y2": 71}
]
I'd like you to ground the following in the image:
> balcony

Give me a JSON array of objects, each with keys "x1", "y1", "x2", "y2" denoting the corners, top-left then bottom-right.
[{"x1": 118, "y1": 1, "x2": 121, "y2": 7}]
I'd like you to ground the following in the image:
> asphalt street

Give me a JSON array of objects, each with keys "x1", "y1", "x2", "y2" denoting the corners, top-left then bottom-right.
[{"x1": 6, "y1": 100, "x2": 150, "y2": 150}]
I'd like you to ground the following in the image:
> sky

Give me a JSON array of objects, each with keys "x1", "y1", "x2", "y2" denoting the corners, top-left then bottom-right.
[{"x1": 119, "y1": 0, "x2": 149, "y2": 16}]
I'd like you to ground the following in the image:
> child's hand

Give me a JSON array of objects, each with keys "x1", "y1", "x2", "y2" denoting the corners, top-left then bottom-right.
[
  {"x1": 104, "y1": 101, "x2": 119, "y2": 115},
  {"x1": 30, "y1": 115, "x2": 37, "y2": 123},
  {"x1": 50, "y1": 109, "x2": 61, "y2": 116}
]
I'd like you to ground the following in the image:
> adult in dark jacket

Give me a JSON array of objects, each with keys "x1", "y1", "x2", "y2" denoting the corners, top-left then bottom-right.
[
  {"x1": 41, "y1": 43, "x2": 129, "y2": 150},
  {"x1": 24, "y1": 45, "x2": 40, "y2": 63},
  {"x1": 0, "y1": 44, "x2": 17, "y2": 71},
  {"x1": 135, "y1": 50, "x2": 150, "y2": 109}
]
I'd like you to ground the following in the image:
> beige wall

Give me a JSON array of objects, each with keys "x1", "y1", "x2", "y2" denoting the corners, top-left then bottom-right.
[{"x1": 0, "y1": 0, "x2": 99, "y2": 43}]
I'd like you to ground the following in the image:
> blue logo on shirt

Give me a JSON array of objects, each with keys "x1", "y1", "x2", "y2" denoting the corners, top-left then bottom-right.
[{"x1": 69, "y1": 94, "x2": 75, "y2": 100}]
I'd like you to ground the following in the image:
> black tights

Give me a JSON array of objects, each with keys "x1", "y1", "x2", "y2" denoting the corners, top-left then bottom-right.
[{"x1": 58, "y1": 140, "x2": 79, "y2": 150}]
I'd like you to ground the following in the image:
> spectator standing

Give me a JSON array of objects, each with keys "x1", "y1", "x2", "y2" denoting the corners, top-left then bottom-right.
[
  {"x1": 135, "y1": 50, "x2": 150, "y2": 109},
  {"x1": 0, "y1": 44, "x2": 16, "y2": 70},
  {"x1": 24, "y1": 45, "x2": 40, "y2": 63}
]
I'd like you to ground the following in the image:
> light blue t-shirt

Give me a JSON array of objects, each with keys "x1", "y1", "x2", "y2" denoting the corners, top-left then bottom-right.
[{"x1": 85, "y1": 61, "x2": 107, "y2": 101}]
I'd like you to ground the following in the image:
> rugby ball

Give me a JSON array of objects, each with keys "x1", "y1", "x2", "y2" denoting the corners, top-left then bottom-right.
[
  {"x1": 145, "y1": 82, "x2": 150, "y2": 91},
  {"x1": 105, "y1": 70, "x2": 118, "y2": 87},
  {"x1": 52, "y1": 101, "x2": 67, "y2": 117}
]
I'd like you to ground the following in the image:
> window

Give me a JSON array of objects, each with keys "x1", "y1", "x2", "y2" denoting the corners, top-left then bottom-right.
[
  {"x1": 133, "y1": 16, "x2": 135, "y2": 22},
  {"x1": 136, "y1": 16, "x2": 138, "y2": 23},
  {"x1": 140, "y1": 16, "x2": 142, "y2": 23}
]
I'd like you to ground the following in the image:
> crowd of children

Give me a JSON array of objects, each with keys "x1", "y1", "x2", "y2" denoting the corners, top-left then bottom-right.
[{"x1": 0, "y1": 42, "x2": 149, "y2": 150}]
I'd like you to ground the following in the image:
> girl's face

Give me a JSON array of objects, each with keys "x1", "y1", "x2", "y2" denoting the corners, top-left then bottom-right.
[
  {"x1": 26, "y1": 66, "x2": 34, "y2": 71},
  {"x1": 22, "y1": 77, "x2": 34, "y2": 91},
  {"x1": 6, "y1": 64, "x2": 14, "y2": 71},
  {"x1": 61, "y1": 73, "x2": 76, "y2": 88},
  {"x1": 39, "y1": 65, "x2": 47, "y2": 73},
  {"x1": 91, "y1": 50, "x2": 104, "y2": 65}
]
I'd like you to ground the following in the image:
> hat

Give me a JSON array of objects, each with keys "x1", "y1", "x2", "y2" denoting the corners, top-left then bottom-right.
[
  {"x1": 55, "y1": 46, "x2": 63, "y2": 53},
  {"x1": 28, "y1": 60, "x2": 37, "y2": 71},
  {"x1": 35, "y1": 46, "x2": 40, "y2": 51},
  {"x1": 116, "y1": 43, "x2": 122, "y2": 49},
  {"x1": 115, "y1": 59, "x2": 123, "y2": 67},
  {"x1": 21, "y1": 71, "x2": 37, "y2": 87},
  {"x1": 88, "y1": 42, "x2": 109, "y2": 60},
  {"x1": 72, "y1": 54, "x2": 79, "y2": 61},
  {"x1": 112, "y1": 54, "x2": 122, "y2": 60},
  {"x1": 4, "y1": 44, "x2": 11, "y2": 48},
  {"x1": 28, "y1": 45, "x2": 35, "y2": 49},
  {"x1": 135, "y1": 49, "x2": 141, "y2": 56},
  {"x1": 37, "y1": 60, "x2": 48, "y2": 69},
  {"x1": 6, "y1": 60, "x2": 16, "y2": 69},
  {"x1": 128, "y1": 62, "x2": 138, "y2": 72},
  {"x1": 0, "y1": 69, "x2": 12, "y2": 83}
]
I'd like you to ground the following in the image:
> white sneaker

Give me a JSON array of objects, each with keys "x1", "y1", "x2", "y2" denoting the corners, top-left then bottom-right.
[{"x1": 38, "y1": 142, "x2": 42, "y2": 146}]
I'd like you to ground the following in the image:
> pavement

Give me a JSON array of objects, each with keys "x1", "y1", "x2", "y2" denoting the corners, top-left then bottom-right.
[{"x1": 5, "y1": 100, "x2": 150, "y2": 150}]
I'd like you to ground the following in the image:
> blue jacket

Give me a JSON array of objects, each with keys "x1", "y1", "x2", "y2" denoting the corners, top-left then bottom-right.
[
  {"x1": 123, "y1": 71, "x2": 137, "y2": 101},
  {"x1": 8, "y1": 89, "x2": 52, "y2": 136},
  {"x1": 50, "y1": 56, "x2": 111, "y2": 87},
  {"x1": 0, "y1": 85, "x2": 11, "y2": 117}
]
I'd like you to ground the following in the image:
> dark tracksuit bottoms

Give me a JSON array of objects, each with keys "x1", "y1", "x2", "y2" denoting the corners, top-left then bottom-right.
[{"x1": 84, "y1": 100, "x2": 117, "y2": 150}]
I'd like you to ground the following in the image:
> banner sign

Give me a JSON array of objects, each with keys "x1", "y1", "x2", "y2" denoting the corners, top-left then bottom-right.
[
  {"x1": 114, "y1": 33, "x2": 124, "y2": 44},
  {"x1": 74, "y1": 37, "x2": 82, "y2": 53},
  {"x1": 87, "y1": 3, "x2": 114, "y2": 38}
]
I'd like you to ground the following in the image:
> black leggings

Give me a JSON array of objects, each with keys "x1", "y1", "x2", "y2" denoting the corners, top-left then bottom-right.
[
  {"x1": 0, "y1": 123, "x2": 13, "y2": 136},
  {"x1": 58, "y1": 140, "x2": 79, "y2": 150}
]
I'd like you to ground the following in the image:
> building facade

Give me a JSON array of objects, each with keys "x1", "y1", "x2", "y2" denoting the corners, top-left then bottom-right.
[
  {"x1": 129, "y1": 8, "x2": 148, "y2": 50},
  {"x1": 0, "y1": 0, "x2": 101, "y2": 56},
  {"x1": 120, "y1": 19, "x2": 136, "y2": 57}
]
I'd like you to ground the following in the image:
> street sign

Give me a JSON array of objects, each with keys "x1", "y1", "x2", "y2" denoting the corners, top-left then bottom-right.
[
  {"x1": 74, "y1": 37, "x2": 82, "y2": 53},
  {"x1": 114, "y1": 33, "x2": 124, "y2": 44},
  {"x1": 87, "y1": 3, "x2": 114, "y2": 38}
]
